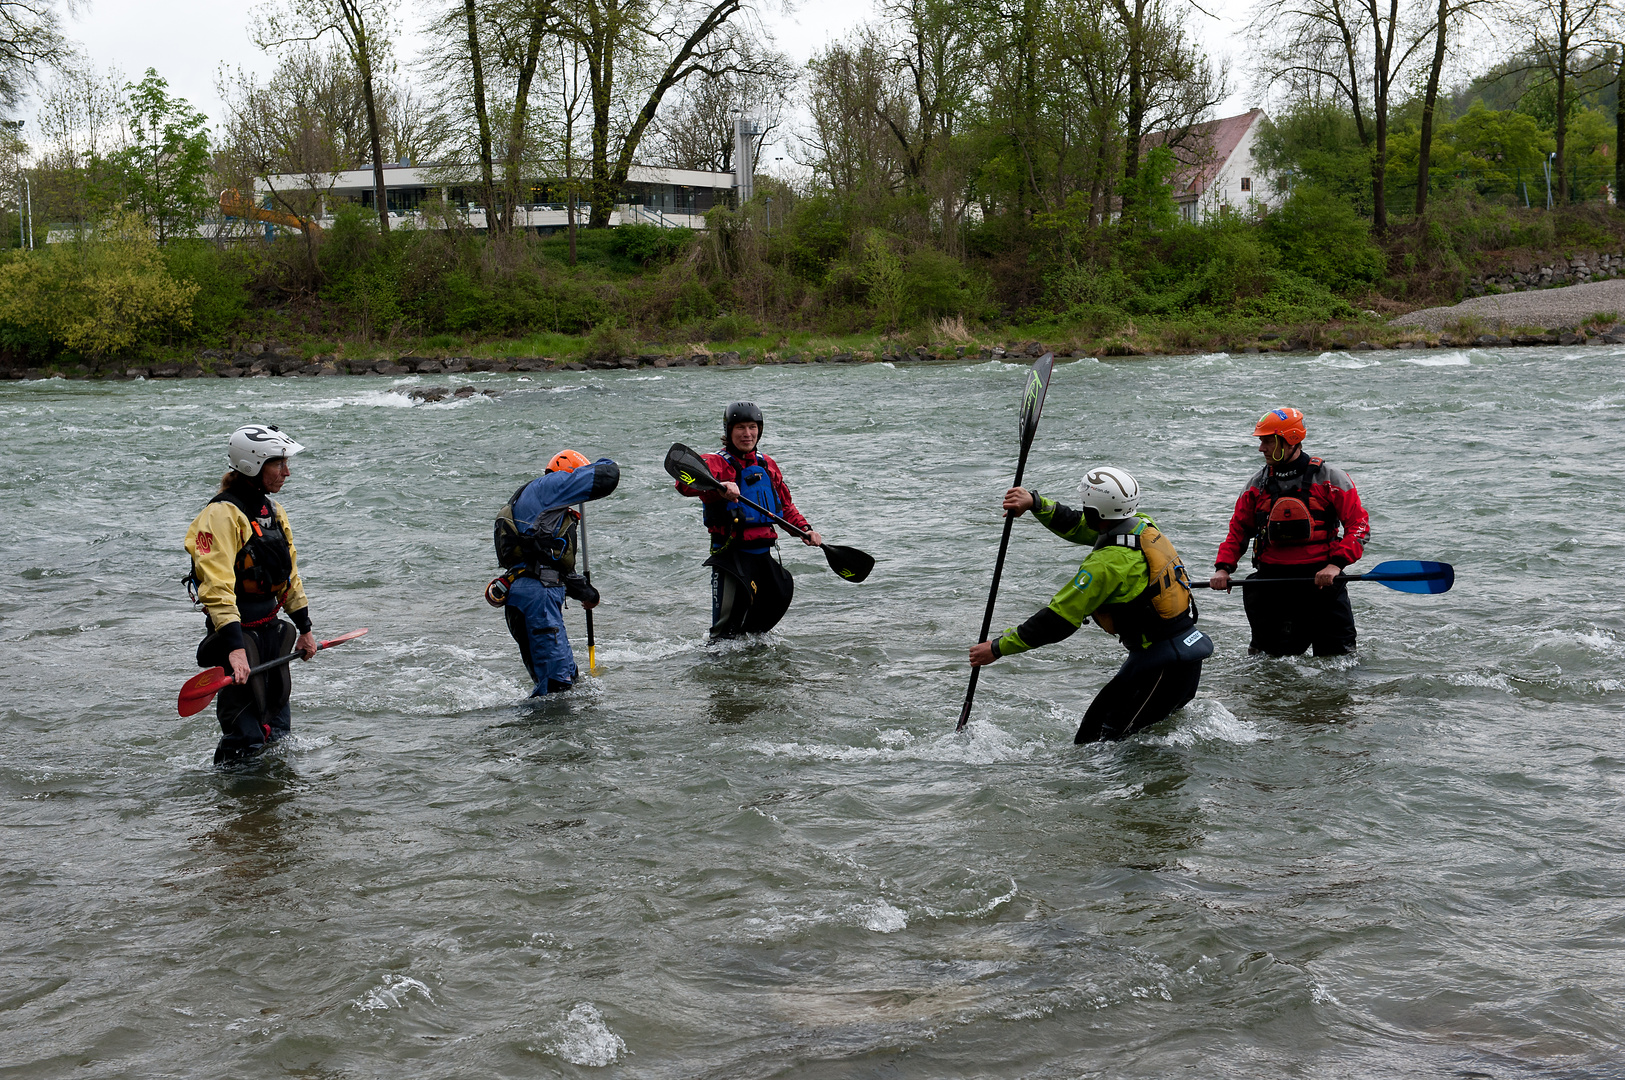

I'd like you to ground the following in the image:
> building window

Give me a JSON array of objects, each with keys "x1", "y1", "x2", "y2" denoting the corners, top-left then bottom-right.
[{"x1": 1240, "y1": 177, "x2": 1252, "y2": 192}]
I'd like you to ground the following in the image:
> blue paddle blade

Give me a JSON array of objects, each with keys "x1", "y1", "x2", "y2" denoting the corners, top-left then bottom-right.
[{"x1": 1361, "y1": 560, "x2": 1454, "y2": 594}]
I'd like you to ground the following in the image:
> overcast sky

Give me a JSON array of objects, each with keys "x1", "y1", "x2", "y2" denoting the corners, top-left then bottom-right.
[{"x1": 58, "y1": 0, "x2": 1259, "y2": 162}]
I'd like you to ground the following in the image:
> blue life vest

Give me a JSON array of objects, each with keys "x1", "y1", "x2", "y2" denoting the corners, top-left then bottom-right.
[{"x1": 702, "y1": 452, "x2": 783, "y2": 534}]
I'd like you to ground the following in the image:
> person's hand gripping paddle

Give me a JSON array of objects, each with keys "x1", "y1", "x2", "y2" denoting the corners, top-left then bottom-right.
[
  {"x1": 664, "y1": 443, "x2": 875, "y2": 583},
  {"x1": 958, "y1": 353, "x2": 1055, "y2": 732},
  {"x1": 1196, "y1": 560, "x2": 1455, "y2": 595},
  {"x1": 176, "y1": 628, "x2": 369, "y2": 718}
]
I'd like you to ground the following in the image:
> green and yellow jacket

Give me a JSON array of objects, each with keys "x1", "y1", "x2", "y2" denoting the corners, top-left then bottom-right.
[{"x1": 993, "y1": 496, "x2": 1196, "y2": 658}]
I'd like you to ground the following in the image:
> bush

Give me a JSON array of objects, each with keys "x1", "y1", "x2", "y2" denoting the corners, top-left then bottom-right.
[
  {"x1": 0, "y1": 208, "x2": 199, "y2": 358},
  {"x1": 165, "y1": 240, "x2": 252, "y2": 344},
  {"x1": 609, "y1": 223, "x2": 695, "y2": 265},
  {"x1": 1261, "y1": 184, "x2": 1386, "y2": 292}
]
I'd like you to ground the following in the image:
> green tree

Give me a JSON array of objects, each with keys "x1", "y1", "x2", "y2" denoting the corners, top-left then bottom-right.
[{"x1": 108, "y1": 70, "x2": 212, "y2": 244}]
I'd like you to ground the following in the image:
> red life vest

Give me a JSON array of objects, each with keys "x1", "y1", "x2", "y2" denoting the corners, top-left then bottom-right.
[{"x1": 1252, "y1": 457, "x2": 1338, "y2": 560}]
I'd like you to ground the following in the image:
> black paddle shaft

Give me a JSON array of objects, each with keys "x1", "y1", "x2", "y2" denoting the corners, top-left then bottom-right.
[{"x1": 958, "y1": 353, "x2": 1055, "y2": 731}]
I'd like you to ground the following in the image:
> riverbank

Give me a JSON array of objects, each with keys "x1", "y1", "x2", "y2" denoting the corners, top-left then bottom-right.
[{"x1": 8, "y1": 319, "x2": 1625, "y2": 380}]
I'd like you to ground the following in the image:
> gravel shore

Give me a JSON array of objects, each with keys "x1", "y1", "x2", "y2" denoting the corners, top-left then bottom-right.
[{"x1": 1392, "y1": 278, "x2": 1625, "y2": 331}]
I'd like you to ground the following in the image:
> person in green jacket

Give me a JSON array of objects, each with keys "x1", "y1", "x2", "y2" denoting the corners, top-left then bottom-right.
[{"x1": 968, "y1": 465, "x2": 1213, "y2": 743}]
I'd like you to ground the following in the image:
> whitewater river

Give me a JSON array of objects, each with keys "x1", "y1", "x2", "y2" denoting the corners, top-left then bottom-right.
[{"x1": 3, "y1": 349, "x2": 1624, "y2": 1078}]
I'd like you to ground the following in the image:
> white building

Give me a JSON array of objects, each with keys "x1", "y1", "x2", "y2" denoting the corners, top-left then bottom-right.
[
  {"x1": 251, "y1": 162, "x2": 739, "y2": 233},
  {"x1": 1149, "y1": 109, "x2": 1281, "y2": 222}
]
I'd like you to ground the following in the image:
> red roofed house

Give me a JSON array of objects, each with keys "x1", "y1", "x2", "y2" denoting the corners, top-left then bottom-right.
[{"x1": 1147, "y1": 108, "x2": 1278, "y2": 222}]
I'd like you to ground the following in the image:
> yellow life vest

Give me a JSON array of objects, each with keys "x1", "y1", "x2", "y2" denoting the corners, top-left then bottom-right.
[{"x1": 1091, "y1": 522, "x2": 1196, "y2": 644}]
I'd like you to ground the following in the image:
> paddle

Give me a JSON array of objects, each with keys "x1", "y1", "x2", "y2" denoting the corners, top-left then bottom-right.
[
  {"x1": 176, "y1": 628, "x2": 369, "y2": 718},
  {"x1": 1196, "y1": 560, "x2": 1454, "y2": 595},
  {"x1": 577, "y1": 502, "x2": 597, "y2": 674},
  {"x1": 958, "y1": 352, "x2": 1056, "y2": 732},
  {"x1": 664, "y1": 442, "x2": 875, "y2": 583}
]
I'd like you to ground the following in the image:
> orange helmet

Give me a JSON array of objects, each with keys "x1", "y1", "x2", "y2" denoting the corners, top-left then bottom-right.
[
  {"x1": 1253, "y1": 407, "x2": 1306, "y2": 445},
  {"x1": 546, "y1": 449, "x2": 590, "y2": 473}
]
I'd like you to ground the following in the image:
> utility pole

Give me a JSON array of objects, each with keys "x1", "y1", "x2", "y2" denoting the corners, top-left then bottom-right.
[{"x1": 25, "y1": 175, "x2": 33, "y2": 248}]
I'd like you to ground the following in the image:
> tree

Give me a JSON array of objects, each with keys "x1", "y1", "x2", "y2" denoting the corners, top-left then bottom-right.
[
  {"x1": 1251, "y1": 0, "x2": 1430, "y2": 231},
  {"x1": 29, "y1": 59, "x2": 123, "y2": 230},
  {"x1": 645, "y1": 39, "x2": 792, "y2": 172},
  {"x1": 254, "y1": 0, "x2": 399, "y2": 233},
  {"x1": 107, "y1": 70, "x2": 212, "y2": 244},
  {"x1": 1514, "y1": 0, "x2": 1613, "y2": 202},
  {"x1": 555, "y1": 0, "x2": 767, "y2": 226},
  {"x1": 0, "y1": 0, "x2": 74, "y2": 116}
]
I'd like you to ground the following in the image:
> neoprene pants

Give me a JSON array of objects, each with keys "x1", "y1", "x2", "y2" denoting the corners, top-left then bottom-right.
[
  {"x1": 504, "y1": 575, "x2": 578, "y2": 695},
  {"x1": 214, "y1": 620, "x2": 296, "y2": 764},
  {"x1": 1242, "y1": 564, "x2": 1357, "y2": 657},
  {"x1": 1075, "y1": 657, "x2": 1204, "y2": 744}
]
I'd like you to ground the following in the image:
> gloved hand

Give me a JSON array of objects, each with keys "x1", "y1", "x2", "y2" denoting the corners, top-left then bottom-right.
[{"x1": 564, "y1": 574, "x2": 601, "y2": 609}]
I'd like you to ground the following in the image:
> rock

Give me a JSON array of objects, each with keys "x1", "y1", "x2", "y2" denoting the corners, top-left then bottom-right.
[
  {"x1": 1244, "y1": 346, "x2": 1261, "y2": 354},
  {"x1": 442, "y1": 357, "x2": 469, "y2": 373},
  {"x1": 180, "y1": 365, "x2": 206, "y2": 378},
  {"x1": 618, "y1": 357, "x2": 641, "y2": 368},
  {"x1": 1602, "y1": 331, "x2": 1625, "y2": 344},
  {"x1": 955, "y1": 346, "x2": 967, "y2": 357},
  {"x1": 374, "y1": 362, "x2": 407, "y2": 375},
  {"x1": 126, "y1": 367, "x2": 150, "y2": 378},
  {"x1": 713, "y1": 351, "x2": 741, "y2": 365},
  {"x1": 990, "y1": 347, "x2": 1007, "y2": 359},
  {"x1": 1587, "y1": 336, "x2": 1603, "y2": 346},
  {"x1": 397, "y1": 355, "x2": 428, "y2": 369},
  {"x1": 245, "y1": 342, "x2": 265, "y2": 356},
  {"x1": 407, "y1": 386, "x2": 451, "y2": 402},
  {"x1": 831, "y1": 352, "x2": 855, "y2": 363},
  {"x1": 454, "y1": 385, "x2": 476, "y2": 398},
  {"x1": 652, "y1": 355, "x2": 670, "y2": 367},
  {"x1": 152, "y1": 363, "x2": 182, "y2": 378},
  {"x1": 563, "y1": 362, "x2": 586, "y2": 371},
  {"x1": 465, "y1": 358, "x2": 494, "y2": 372},
  {"x1": 416, "y1": 360, "x2": 444, "y2": 373},
  {"x1": 1559, "y1": 332, "x2": 1585, "y2": 345},
  {"x1": 513, "y1": 359, "x2": 548, "y2": 371},
  {"x1": 491, "y1": 362, "x2": 513, "y2": 372}
]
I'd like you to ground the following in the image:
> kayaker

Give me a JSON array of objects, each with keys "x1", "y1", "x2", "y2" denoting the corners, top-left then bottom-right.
[
  {"x1": 968, "y1": 466, "x2": 1213, "y2": 742},
  {"x1": 673, "y1": 402, "x2": 823, "y2": 637},
  {"x1": 183, "y1": 425, "x2": 319, "y2": 764},
  {"x1": 489, "y1": 450, "x2": 619, "y2": 696},
  {"x1": 1209, "y1": 407, "x2": 1371, "y2": 656}
]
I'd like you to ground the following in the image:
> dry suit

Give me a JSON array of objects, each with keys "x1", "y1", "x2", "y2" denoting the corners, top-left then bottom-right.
[
  {"x1": 496, "y1": 458, "x2": 618, "y2": 695},
  {"x1": 992, "y1": 497, "x2": 1212, "y2": 743},
  {"x1": 184, "y1": 477, "x2": 311, "y2": 763},
  {"x1": 673, "y1": 447, "x2": 810, "y2": 637},
  {"x1": 1213, "y1": 451, "x2": 1370, "y2": 656}
]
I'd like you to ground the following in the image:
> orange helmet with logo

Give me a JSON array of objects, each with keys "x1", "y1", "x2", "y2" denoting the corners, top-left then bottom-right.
[
  {"x1": 1253, "y1": 407, "x2": 1306, "y2": 446},
  {"x1": 546, "y1": 449, "x2": 590, "y2": 473}
]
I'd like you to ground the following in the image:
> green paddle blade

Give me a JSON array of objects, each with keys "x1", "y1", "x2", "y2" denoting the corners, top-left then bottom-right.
[
  {"x1": 665, "y1": 443, "x2": 721, "y2": 491},
  {"x1": 1019, "y1": 353, "x2": 1055, "y2": 447}
]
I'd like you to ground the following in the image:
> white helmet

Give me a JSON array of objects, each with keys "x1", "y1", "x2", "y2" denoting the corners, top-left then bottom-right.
[
  {"x1": 228, "y1": 424, "x2": 305, "y2": 477},
  {"x1": 1077, "y1": 465, "x2": 1140, "y2": 520}
]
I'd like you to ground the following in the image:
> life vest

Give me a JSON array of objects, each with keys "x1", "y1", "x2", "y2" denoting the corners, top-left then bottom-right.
[
  {"x1": 702, "y1": 452, "x2": 783, "y2": 533},
  {"x1": 1090, "y1": 520, "x2": 1198, "y2": 647},
  {"x1": 494, "y1": 481, "x2": 580, "y2": 576},
  {"x1": 204, "y1": 485, "x2": 294, "y2": 624},
  {"x1": 1252, "y1": 457, "x2": 1337, "y2": 557}
]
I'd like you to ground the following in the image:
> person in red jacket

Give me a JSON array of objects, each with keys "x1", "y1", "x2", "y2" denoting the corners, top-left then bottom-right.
[
  {"x1": 1209, "y1": 407, "x2": 1371, "y2": 656},
  {"x1": 674, "y1": 402, "x2": 823, "y2": 636}
]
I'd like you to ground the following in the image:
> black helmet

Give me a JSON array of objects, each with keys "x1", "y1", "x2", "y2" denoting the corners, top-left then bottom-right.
[{"x1": 723, "y1": 401, "x2": 764, "y2": 441}]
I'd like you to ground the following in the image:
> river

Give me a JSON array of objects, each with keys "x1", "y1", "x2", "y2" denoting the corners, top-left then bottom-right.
[{"x1": 3, "y1": 349, "x2": 1623, "y2": 1077}]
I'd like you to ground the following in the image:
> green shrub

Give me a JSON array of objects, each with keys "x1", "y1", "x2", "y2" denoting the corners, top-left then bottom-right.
[
  {"x1": 1261, "y1": 185, "x2": 1386, "y2": 292},
  {"x1": 164, "y1": 240, "x2": 252, "y2": 345},
  {"x1": 609, "y1": 223, "x2": 695, "y2": 265}
]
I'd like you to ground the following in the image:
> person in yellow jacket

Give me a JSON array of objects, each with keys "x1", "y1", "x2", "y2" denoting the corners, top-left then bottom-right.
[{"x1": 184, "y1": 424, "x2": 317, "y2": 763}]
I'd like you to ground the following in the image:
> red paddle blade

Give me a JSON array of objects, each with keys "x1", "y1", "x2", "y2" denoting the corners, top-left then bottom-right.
[
  {"x1": 177, "y1": 668, "x2": 233, "y2": 717},
  {"x1": 321, "y1": 627, "x2": 368, "y2": 648}
]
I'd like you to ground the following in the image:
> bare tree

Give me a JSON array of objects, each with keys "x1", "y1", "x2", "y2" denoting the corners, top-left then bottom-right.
[
  {"x1": 1, "y1": 0, "x2": 75, "y2": 116},
  {"x1": 645, "y1": 40, "x2": 792, "y2": 172},
  {"x1": 30, "y1": 59, "x2": 123, "y2": 229},
  {"x1": 254, "y1": 0, "x2": 399, "y2": 233},
  {"x1": 1514, "y1": 0, "x2": 1613, "y2": 202},
  {"x1": 1252, "y1": 0, "x2": 1431, "y2": 231},
  {"x1": 554, "y1": 0, "x2": 771, "y2": 226}
]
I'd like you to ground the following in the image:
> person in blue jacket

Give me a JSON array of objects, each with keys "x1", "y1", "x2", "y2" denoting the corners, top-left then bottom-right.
[{"x1": 488, "y1": 450, "x2": 620, "y2": 695}]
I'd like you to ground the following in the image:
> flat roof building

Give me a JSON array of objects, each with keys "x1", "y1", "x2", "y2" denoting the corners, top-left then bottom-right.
[{"x1": 254, "y1": 163, "x2": 737, "y2": 232}]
